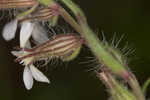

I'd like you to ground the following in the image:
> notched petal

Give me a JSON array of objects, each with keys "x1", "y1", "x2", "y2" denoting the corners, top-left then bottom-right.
[
  {"x1": 23, "y1": 66, "x2": 34, "y2": 90},
  {"x1": 30, "y1": 65, "x2": 50, "y2": 83},
  {"x1": 11, "y1": 51, "x2": 24, "y2": 57},
  {"x1": 2, "y1": 19, "x2": 18, "y2": 41}
]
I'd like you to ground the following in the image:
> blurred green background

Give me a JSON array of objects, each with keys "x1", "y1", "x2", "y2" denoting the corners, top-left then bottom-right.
[{"x1": 0, "y1": 0, "x2": 150, "y2": 100}]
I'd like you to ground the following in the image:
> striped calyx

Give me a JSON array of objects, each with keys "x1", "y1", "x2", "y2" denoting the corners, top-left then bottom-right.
[
  {"x1": 15, "y1": 34, "x2": 83, "y2": 65},
  {"x1": 0, "y1": 0, "x2": 37, "y2": 9}
]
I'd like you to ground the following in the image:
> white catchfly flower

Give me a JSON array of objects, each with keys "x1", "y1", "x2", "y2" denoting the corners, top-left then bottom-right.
[
  {"x1": 23, "y1": 65, "x2": 50, "y2": 90},
  {"x1": 11, "y1": 50, "x2": 50, "y2": 90},
  {"x1": 19, "y1": 21, "x2": 49, "y2": 47},
  {"x1": 2, "y1": 19, "x2": 49, "y2": 48},
  {"x1": 2, "y1": 4, "x2": 59, "y2": 47},
  {"x1": 2, "y1": 19, "x2": 34, "y2": 48},
  {"x1": 11, "y1": 34, "x2": 83, "y2": 90}
]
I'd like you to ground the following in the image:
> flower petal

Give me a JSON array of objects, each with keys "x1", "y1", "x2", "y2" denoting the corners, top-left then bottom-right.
[
  {"x1": 11, "y1": 51, "x2": 24, "y2": 57},
  {"x1": 23, "y1": 66, "x2": 34, "y2": 90},
  {"x1": 32, "y1": 23, "x2": 49, "y2": 45},
  {"x1": 30, "y1": 64, "x2": 50, "y2": 83},
  {"x1": 25, "y1": 40, "x2": 32, "y2": 48},
  {"x1": 2, "y1": 19, "x2": 18, "y2": 41},
  {"x1": 20, "y1": 21, "x2": 34, "y2": 48}
]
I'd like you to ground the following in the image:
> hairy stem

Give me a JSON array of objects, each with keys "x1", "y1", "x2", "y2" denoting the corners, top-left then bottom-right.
[
  {"x1": 142, "y1": 78, "x2": 150, "y2": 94},
  {"x1": 58, "y1": 6, "x2": 82, "y2": 34},
  {"x1": 128, "y1": 75, "x2": 146, "y2": 100},
  {"x1": 40, "y1": 0, "x2": 146, "y2": 100},
  {"x1": 57, "y1": 1, "x2": 126, "y2": 77},
  {"x1": 59, "y1": 1, "x2": 145, "y2": 100}
]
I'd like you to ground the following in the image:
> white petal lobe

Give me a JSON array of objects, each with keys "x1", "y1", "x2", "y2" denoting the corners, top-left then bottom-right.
[
  {"x1": 11, "y1": 51, "x2": 24, "y2": 57},
  {"x1": 2, "y1": 19, "x2": 18, "y2": 41},
  {"x1": 23, "y1": 66, "x2": 34, "y2": 90},
  {"x1": 25, "y1": 40, "x2": 32, "y2": 48},
  {"x1": 32, "y1": 23, "x2": 49, "y2": 44},
  {"x1": 30, "y1": 65, "x2": 50, "y2": 83},
  {"x1": 20, "y1": 21, "x2": 34, "y2": 47}
]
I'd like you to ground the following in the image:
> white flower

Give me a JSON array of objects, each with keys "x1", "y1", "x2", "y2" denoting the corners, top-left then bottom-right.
[
  {"x1": 11, "y1": 51, "x2": 50, "y2": 90},
  {"x1": 20, "y1": 21, "x2": 34, "y2": 47},
  {"x1": 2, "y1": 19, "x2": 18, "y2": 41},
  {"x1": 23, "y1": 65, "x2": 50, "y2": 90},
  {"x1": 2, "y1": 19, "x2": 49, "y2": 48},
  {"x1": 30, "y1": 22, "x2": 49, "y2": 45}
]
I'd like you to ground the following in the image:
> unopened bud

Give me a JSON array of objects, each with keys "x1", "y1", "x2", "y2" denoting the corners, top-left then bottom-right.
[{"x1": 0, "y1": 0, "x2": 37, "y2": 9}]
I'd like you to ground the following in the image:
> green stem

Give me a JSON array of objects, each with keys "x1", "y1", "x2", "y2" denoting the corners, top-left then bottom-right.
[
  {"x1": 142, "y1": 78, "x2": 150, "y2": 94},
  {"x1": 59, "y1": 1, "x2": 145, "y2": 100},
  {"x1": 17, "y1": 2, "x2": 38, "y2": 18},
  {"x1": 128, "y1": 76, "x2": 146, "y2": 100},
  {"x1": 60, "y1": 0, "x2": 86, "y2": 22},
  {"x1": 40, "y1": 0, "x2": 145, "y2": 100},
  {"x1": 58, "y1": 7, "x2": 82, "y2": 34},
  {"x1": 57, "y1": 2, "x2": 125, "y2": 76}
]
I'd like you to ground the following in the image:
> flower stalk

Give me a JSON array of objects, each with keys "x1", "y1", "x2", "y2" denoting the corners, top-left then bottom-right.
[
  {"x1": 127, "y1": 76, "x2": 146, "y2": 100},
  {"x1": 142, "y1": 78, "x2": 150, "y2": 94},
  {"x1": 44, "y1": 0, "x2": 146, "y2": 100},
  {"x1": 17, "y1": 2, "x2": 39, "y2": 18},
  {"x1": 98, "y1": 71, "x2": 137, "y2": 100},
  {"x1": 49, "y1": 2, "x2": 127, "y2": 76},
  {"x1": 53, "y1": 2, "x2": 127, "y2": 76}
]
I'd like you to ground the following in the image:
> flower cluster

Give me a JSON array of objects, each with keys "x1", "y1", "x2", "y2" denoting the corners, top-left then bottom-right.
[
  {"x1": 1, "y1": 1, "x2": 82, "y2": 90},
  {"x1": 11, "y1": 33, "x2": 82, "y2": 90},
  {"x1": 2, "y1": 3, "x2": 59, "y2": 48}
]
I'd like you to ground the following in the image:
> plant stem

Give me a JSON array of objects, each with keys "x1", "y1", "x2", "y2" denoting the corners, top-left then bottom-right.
[
  {"x1": 57, "y1": 2, "x2": 126, "y2": 76},
  {"x1": 40, "y1": 0, "x2": 146, "y2": 100},
  {"x1": 58, "y1": 1, "x2": 145, "y2": 100},
  {"x1": 58, "y1": 7, "x2": 82, "y2": 34},
  {"x1": 17, "y1": 2, "x2": 38, "y2": 17},
  {"x1": 142, "y1": 78, "x2": 150, "y2": 94},
  {"x1": 128, "y1": 76, "x2": 146, "y2": 100}
]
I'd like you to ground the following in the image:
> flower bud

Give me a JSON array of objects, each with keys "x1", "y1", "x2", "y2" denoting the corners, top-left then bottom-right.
[
  {"x1": 13, "y1": 34, "x2": 83, "y2": 66},
  {"x1": 0, "y1": 0, "x2": 37, "y2": 9}
]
